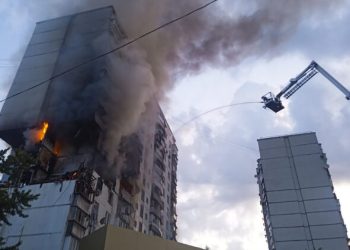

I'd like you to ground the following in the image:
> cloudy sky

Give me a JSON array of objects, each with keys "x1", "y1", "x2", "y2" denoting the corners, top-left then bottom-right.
[{"x1": 1, "y1": 0, "x2": 350, "y2": 249}]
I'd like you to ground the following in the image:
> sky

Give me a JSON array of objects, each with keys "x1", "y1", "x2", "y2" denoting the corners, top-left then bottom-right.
[{"x1": 1, "y1": 1, "x2": 350, "y2": 250}]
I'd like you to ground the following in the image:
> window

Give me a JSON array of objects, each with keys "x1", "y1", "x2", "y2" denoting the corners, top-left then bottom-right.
[
  {"x1": 70, "y1": 238, "x2": 79, "y2": 250},
  {"x1": 141, "y1": 190, "x2": 145, "y2": 201},
  {"x1": 140, "y1": 205, "x2": 144, "y2": 218},
  {"x1": 91, "y1": 202, "x2": 99, "y2": 225},
  {"x1": 70, "y1": 206, "x2": 88, "y2": 228},
  {"x1": 138, "y1": 222, "x2": 142, "y2": 232},
  {"x1": 105, "y1": 212, "x2": 111, "y2": 224},
  {"x1": 96, "y1": 177, "x2": 103, "y2": 194},
  {"x1": 108, "y1": 190, "x2": 114, "y2": 205}
]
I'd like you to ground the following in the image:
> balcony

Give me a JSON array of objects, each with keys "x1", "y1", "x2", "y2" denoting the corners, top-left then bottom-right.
[
  {"x1": 66, "y1": 206, "x2": 89, "y2": 239},
  {"x1": 150, "y1": 205, "x2": 163, "y2": 219},
  {"x1": 171, "y1": 171, "x2": 177, "y2": 182},
  {"x1": 171, "y1": 153, "x2": 178, "y2": 165},
  {"x1": 116, "y1": 192, "x2": 134, "y2": 229},
  {"x1": 151, "y1": 194, "x2": 164, "y2": 209},
  {"x1": 149, "y1": 223, "x2": 163, "y2": 237},
  {"x1": 154, "y1": 158, "x2": 165, "y2": 171},
  {"x1": 149, "y1": 212, "x2": 163, "y2": 237},
  {"x1": 74, "y1": 168, "x2": 96, "y2": 203},
  {"x1": 171, "y1": 189, "x2": 177, "y2": 201},
  {"x1": 151, "y1": 184, "x2": 164, "y2": 208},
  {"x1": 153, "y1": 170, "x2": 165, "y2": 186},
  {"x1": 156, "y1": 123, "x2": 166, "y2": 137},
  {"x1": 154, "y1": 124, "x2": 166, "y2": 149}
]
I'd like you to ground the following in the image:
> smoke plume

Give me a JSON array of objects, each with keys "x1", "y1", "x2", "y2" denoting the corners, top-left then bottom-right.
[
  {"x1": 1, "y1": 0, "x2": 346, "y2": 164},
  {"x1": 85, "y1": 0, "x2": 344, "y2": 163}
]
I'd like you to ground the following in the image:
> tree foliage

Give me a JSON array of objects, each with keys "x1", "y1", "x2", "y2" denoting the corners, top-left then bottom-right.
[{"x1": 0, "y1": 148, "x2": 39, "y2": 249}]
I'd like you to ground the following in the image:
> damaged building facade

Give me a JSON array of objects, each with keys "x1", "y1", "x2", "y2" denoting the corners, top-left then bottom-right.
[
  {"x1": 256, "y1": 132, "x2": 349, "y2": 250},
  {"x1": 0, "y1": 6, "x2": 178, "y2": 249}
]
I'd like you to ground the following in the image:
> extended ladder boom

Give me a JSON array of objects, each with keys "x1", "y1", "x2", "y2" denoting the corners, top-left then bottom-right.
[
  {"x1": 314, "y1": 62, "x2": 350, "y2": 100},
  {"x1": 262, "y1": 61, "x2": 350, "y2": 113}
]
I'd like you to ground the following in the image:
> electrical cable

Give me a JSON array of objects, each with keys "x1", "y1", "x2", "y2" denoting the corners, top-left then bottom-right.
[
  {"x1": 174, "y1": 101, "x2": 263, "y2": 132},
  {"x1": 0, "y1": 0, "x2": 218, "y2": 104}
]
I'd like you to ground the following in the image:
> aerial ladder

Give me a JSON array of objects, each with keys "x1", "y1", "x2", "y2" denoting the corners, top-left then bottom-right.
[{"x1": 261, "y1": 60, "x2": 350, "y2": 113}]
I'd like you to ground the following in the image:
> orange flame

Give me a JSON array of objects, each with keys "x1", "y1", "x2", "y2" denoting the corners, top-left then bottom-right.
[
  {"x1": 38, "y1": 122, "x2": 49, "y2": 141},
  {"x1": 53, "y1": 141, "x2": 61, "y2": 155}
]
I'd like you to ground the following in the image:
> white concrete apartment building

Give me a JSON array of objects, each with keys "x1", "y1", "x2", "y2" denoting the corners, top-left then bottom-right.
[{"x1": 256, "y1": 132, "x2": 349, "y2": 250}]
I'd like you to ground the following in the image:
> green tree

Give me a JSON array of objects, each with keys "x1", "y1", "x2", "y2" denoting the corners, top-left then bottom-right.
[{"x1": 0, "y1": 148, "x2": 39, "y2": 249}]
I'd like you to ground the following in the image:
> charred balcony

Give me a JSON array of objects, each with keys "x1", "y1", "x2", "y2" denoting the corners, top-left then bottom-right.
[{"x1": 119, "y1": 134, "x2": 143, "y2": 178}]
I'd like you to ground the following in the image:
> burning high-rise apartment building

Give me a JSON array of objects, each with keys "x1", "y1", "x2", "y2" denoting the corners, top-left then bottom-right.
[
  {"x1": 256, "y1": 132, "x2": 349, "y2": 250},
  {"x1": 0, "y1": 6, "x2": 177, "y2": 249}
]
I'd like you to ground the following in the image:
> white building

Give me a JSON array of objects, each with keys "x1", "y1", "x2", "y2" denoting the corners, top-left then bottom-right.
[
  {"x1": 256, "y1": 132, "x2": 349, "y2": 250},
  {"x1": 115, "y1": 106, "x2": 178, "y2": 241},
  {"x1": 0, "y1": 6, "x2": 177, "y2": 249}
]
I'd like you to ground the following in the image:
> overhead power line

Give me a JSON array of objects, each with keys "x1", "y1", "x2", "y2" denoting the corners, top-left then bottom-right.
[
  {"x1": 0, "y1": 0, "x2": 218, "y2": 104},
  {"x1": 174, "y1": 101, "x2": 263, "y2": 132}
]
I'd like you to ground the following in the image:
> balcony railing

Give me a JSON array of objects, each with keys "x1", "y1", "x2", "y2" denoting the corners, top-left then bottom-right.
[
  {"x1": 150, "y1": 205, "x2": 163, "y2": 219},
  {"x1": 149, "y1": 223, "x2": 163, "y2": 237}
]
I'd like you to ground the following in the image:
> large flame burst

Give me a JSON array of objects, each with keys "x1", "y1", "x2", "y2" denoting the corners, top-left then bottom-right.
[{"x1": 37, "y1": 122, "x2": 49, "y2": 141}]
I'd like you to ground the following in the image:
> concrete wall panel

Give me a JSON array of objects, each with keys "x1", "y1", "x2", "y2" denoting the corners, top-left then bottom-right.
[
  {"x1": 258, "y1": 137, "x2": 285, "y2": 150},
  {"x1": 274, "y1": 240, "x2": 309, "y2": 250},
  {"x1": 259, "y1": 147, "x2": 288, "y2": 159},
  {"x1": 30, "y1": 29, "x2": 66, "y2": 45},
  {"x1": 273, "y1": 227, "x2": 307, "y2": 241},
  {"x1": 307, "y1": 211, "x2": 343, "y2": 225},
  {"x1": 304, "y1": 199, "x2": 339, "y2": 212},
  {"x1": 269, "y1": 201, "x2": 301, "y2": 215},
  {"x1": 291, "y1": 144, "x2": 322, "y2": 156},
  {"x1": 20, "y1": 52, "x2": 59, "y2": 69},
  {"x1": 267, "y1": 190, "x2": 298, "y2": 203},
  {"x1": 313, "y1": 238, "x2": 349, "y2": 250},
  {"x1": 311, "y1": 224, "x2": 347, "y2": 239},
  {"x1": 25, "y1": 40, "x2": 63, "y2": 57},
  {"x1": 301, "y1": 186, "x2": 334, "y2": 200},
  {"x1": 270, "y1": 214, "x2": 304, "y2": 227},
  {"x1": 35, "y1": 17, "x2": 70, "y2": 33},
  {"x1": 288, "y1": 133, "x2": 317, "y2": 146},
  {"x1": 260, "y1": 158, "x2": 291, "y2": 169}
]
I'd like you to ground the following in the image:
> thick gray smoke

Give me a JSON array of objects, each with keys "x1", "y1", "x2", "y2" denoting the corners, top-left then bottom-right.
[
  {"x1": 1, "y1": 0, "x2": 345, "y2": 164},
  {"x1": 87, "y1": 0, "x2": 345, "y2": 163}
]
